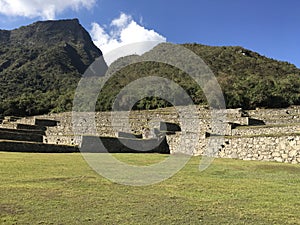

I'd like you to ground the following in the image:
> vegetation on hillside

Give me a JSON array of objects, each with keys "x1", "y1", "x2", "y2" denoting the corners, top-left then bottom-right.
[
  {"x1": 0, "y1": 19, "x2": 102, "y2": 117},
  {"x1": 0, "y1": 19, "x2": 300, "y2": 117},
  {"x1": 184, "y1": 44, "x2": 300, "y2": 109},
  {"x1": 96, "y1": 43, "x2": 300, "y2": 111}
]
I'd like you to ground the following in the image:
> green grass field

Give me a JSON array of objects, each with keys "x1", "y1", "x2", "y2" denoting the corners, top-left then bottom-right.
[{"x1": 1, "y1": 152, "x2": 300, "y2": 224}]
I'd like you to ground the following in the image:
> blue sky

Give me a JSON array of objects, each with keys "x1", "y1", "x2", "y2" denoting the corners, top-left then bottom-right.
[{"x1": 0, "y1": 0, "x2": 299, "y2": 68}]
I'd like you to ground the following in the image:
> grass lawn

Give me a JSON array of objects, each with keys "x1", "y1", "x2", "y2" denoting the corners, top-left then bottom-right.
[{"x1": 1, "y1": 152, "x2": 300, "y2": 224}]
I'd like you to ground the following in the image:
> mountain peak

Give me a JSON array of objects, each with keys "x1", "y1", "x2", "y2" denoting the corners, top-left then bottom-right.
[
  {"x1": 34, "y1": 18, "x2": 80, "y2": 24},
  {"x1": 0, "y1": 19, "x2": 105, "y2": 116},
  {"x1": 8, "y1": 18, "x2": 96, "y2": 48}
]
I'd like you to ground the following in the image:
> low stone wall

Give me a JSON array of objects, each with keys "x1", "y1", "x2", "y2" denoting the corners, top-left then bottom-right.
[
  {"x1": 247, "y1": 107, "x2": 300, "y2": 118},
  {"x1": 253, "y1": 117, "x2": 300, "y2": 125},
  {"x1": 43, "y1": 135, "x2": 81, "y2": 146},
  {"x1": 166, "y1": 132, "x2": 202, "y2": 155},
  {"x1": 219, "y1": 135, "x2": 300, "y2": 164},
  {"x1": 166, "y1": 132, "x2": 300, "y2": 164},
  {"x1": 247, "y1": 106, "x2": 300, "y2": 124},
  {"x1": 231, "y1": 124, "x2": 300, "y2": 136}
]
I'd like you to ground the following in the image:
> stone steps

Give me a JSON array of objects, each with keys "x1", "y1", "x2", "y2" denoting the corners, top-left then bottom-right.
[
  {"x1": 0, "y1": 130, "x2": 43, "y2": 143},
  {"x1": 0, "y1": 118, "x2": 77, "y2": 153},
  {"x1": 0, "y1": 127, "x2": 45, "y2": 135},
  {"x1": 0, "y1": 140, "x2": 78, "y2": 153}
]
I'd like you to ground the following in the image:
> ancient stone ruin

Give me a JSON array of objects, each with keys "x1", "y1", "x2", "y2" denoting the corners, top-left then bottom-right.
[
  {"x1": 0, "y1": 116, "x2": 77, "y2": 153},
  {"x1": 1, "y1": 105, "x2": 300, "y2": 163}
]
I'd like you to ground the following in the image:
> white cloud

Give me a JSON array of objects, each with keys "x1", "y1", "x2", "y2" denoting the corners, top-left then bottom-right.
[
  {"x1": 111, "y1": 13, "x2": 131, "y2": 28},
  {"x1": 91, "y1": 13, "x2": 167, "y2": 65},
  {"x1": 0, "y1": 0, "x2": 96, "y2": 19},
  {"x1": 120, "y1": 21, "x2": 166, "y2": 43}
]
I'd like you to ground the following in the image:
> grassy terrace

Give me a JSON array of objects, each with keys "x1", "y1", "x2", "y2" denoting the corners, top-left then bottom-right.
[{"x1": 1, "y1": 152, "x2": 300, "y2": 224}]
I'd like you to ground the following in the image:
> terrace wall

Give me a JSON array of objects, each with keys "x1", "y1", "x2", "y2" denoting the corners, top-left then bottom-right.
[{"x1": 2, "y1": 105, "x2": 299, "y2": 164}]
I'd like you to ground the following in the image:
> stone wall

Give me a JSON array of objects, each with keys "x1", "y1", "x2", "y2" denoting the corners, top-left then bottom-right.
[
  {"x1": 247, "y1": 107, "x2": 300, "y2": 124},
  {"x1": 219, "y1": 135, "x2": 300, "y2": 164},
  {"x1": 43, "y1": 135, "x2": 82, "y2": 146},
  {"x1": 3, "y1": 105, "x2": 300, "y2": 164},
  {"x1": 166, "y1": 133, "x2": 300, "y2": 163},
  {"x1": 33, "y1": 106, "x2": 239, "y2": 145},
  {"x1": 231, "y1": 124, "x2": 300, "y2": 136}
]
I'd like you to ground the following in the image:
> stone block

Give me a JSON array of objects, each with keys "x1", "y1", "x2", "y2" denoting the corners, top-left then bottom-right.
[
  {"x1": 230, "y1": 152, "x2": 238, "y2": 159},
  {"x1": 274, "y1": 157, "x2": 283, "y2": 163},
  {"x1": 289, "y1": 150, "x2": 298, "y2": 157},
  {"x1": 272, "y1": 152, "x2": 281, "y2": 157}
]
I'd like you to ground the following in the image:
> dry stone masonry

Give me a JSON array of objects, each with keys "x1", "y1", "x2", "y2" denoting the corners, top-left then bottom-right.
[{"x1": 1, "y1": 105, "x2": 300, "y2": 163}]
